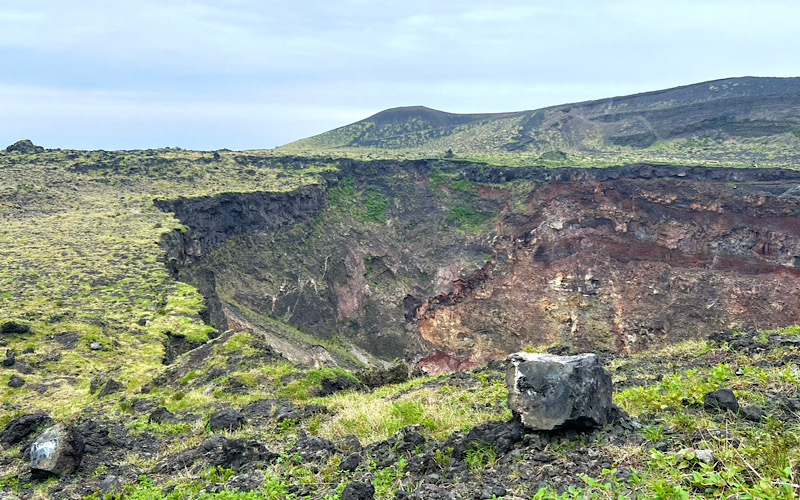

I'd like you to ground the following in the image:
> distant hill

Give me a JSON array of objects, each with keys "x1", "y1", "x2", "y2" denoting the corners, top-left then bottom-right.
[{"x1": 281, "y1": 76, "x2": 800, "y2": 167}]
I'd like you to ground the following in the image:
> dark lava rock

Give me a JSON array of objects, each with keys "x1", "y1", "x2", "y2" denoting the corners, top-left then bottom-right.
[
  {"x1": 342, "y1": 481, "x2": 374, "y2": 500},
  {"x1": 208, "y1": 408, "x2": 245, "y2": 431},
  {"x1": 227, "y1": 470, "x2": 266, "y2": 492},
  {"x1": 291, "y1": 432, "x2": 336, "y2": 460},
  {"x1": 5, "y1": 139, "x2": 44, "y2": 154},
  {"x1": 54, "y1": 332, "x2": 79, "y2": 349},
  {"x1": 356, "y1": 361, "x2": 409, "y2": 389},
  {"x1": 240, "y1": 399, "x2": 279, "y2": 425},
  {"x1": 448, "y1": 419, "x2": 523, "y2": 459},
  {"x1": 704, "y1": 389, "x2": 739, "y2": 413},
  {"x1": 340, "y1": 452, "x2": 362, "y2": 472},
  {"x1": 408, "y1": 484, "x2": 455, "y2": 499},
  {"x1": 156, "y1": 435, "x2": 277, "y2": 473},
  {"x1": 97, "y1": 378, "x2": 123, "y2": 399},
  {"x1": 3, "y1": 349, "x2": 15, "y2": 367},
  {"x1": 8, "y1": 374, "x2": 24, "y2": 388},
  {"x1": 740, "y1": 405, "x2": 766, "y2": 422},
  {"x1": 77, "y1": 419, "x2": 121, "y2": 457},
  {"x1": 29, "y1": 423, "x2": 85, "y2": 477},
  {"x1": 0, "y1": 413, "x2": 53, "y2": 446},
  {"x1": 99, "y1": 475, "x2": 123, "y2": 495},
  {"x1": 275, "y1": 401, "x2": 302, "y2": 421},
  {"x1": 317, "y1": 373, "x2": 363, "y2": 396},
  {"x1": 1, "y1": 321, "x2": 30, "y2": 335},
  {"x1": 148, "y1": 407, "x2": 176, "y2": 424},
  {"x1": 507, "y1": 352, "x2": 613, "y2": 430},
  {"x1": 202, "y1": 435, "x2": 277, "y2": 470},
  {"x1": 338, "y1": 434, "x2": 362, "y2": 453}
]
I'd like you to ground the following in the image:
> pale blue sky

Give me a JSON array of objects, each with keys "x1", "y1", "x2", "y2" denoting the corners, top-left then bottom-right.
[{"x1": 1, "y1": 0, "x2": 798, "y2": 150}]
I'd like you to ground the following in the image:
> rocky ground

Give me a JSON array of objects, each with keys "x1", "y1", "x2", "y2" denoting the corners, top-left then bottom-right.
[{"x1": 2, "y1": 327, "x2": 800, "y2": 499}]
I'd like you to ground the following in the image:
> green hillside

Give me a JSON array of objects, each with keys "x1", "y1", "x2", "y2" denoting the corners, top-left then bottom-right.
[{"x1": 282, "y1": 77, "x2": 800, "y2": 168}]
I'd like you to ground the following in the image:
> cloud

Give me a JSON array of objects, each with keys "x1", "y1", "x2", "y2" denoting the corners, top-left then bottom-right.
[{"x1": 0, "y1": 0, "x2": 798, "y2": 149}]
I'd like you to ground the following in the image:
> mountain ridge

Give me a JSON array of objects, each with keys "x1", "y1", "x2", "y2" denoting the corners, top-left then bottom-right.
[{"x1": 281, "y1": 76, "x2": 800, "y2": 168}]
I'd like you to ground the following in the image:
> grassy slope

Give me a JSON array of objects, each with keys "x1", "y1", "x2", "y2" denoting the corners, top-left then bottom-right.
[
  {"x1": 0, "y1": 148, "x2": 332, "y2": 419},
  {"x1": 3, "y1": 326, "x2": 798, "y2": 499}
]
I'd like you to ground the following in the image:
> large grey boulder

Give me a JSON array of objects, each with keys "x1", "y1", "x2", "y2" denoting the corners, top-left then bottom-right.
[
  {"x1": 29, "y1": 423, "x2": 85, "y2": 477},
  {"x1": 506, "y1": 352, "x2": 612, "y2": 430}
]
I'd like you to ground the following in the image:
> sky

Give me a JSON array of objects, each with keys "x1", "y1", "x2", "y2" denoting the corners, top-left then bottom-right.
[{"x1": 1, "y1": 0, "x2": 799, "y2": 150}]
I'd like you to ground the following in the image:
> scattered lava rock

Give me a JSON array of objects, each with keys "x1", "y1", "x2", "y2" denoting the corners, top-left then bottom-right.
[
  {"x1": 740, "y1": 405, "x2": 766, "y2": 422},
  {"x1": 447, "y1": 419, "x2": 524, "y2": 460},
  {"x1": 54, "y1": 332, "x2": 79, "y2": 349},
  {"x1": 3, "y1": 349, "x2": 15, "y2": 367},
  {"x1": 704, "y1": 388, "x2": 739, "y2": 413},
  {"x1": 97, "y1": 378, "x2": 123, "y2": 399},
  {"x1": 208, "y1": 408, "x2": 245, "y2": 432},
  {"x1": 0, "y1": 413, "x2": 53, "y2": 446},
  {"x1": 342, "y1": 481, "x2": 374, "y2": 500},
  {"x1": 155, "y1": 435, "x2": 277, "y2": 474},
  {"x1": 290, "y1": 432, "x2": 337, "y2": 461},
  {"x1": 356, "y1": 361, "x2": 409, "y2": 389},
  {"x1": 8, "y1": 374, "x2": 24, "y2": 388},
  {"x1": 99, "y1": 475, "x2": 123, "y2": 495},
  {"x1": 316, "y1": 373, "x2": 363, "y2": 396},
  {"x1": 148, "y1": 407, "x2": 176, "y2": 424},
  {"x1": 0, "y1": 321, "x2": 30, "y2": 335},
  {"x1": 340, "y1": 452, "x2": 362, "y2": 472}
]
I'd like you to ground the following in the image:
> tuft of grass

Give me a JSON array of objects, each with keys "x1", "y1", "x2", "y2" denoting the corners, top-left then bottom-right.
[{"x1": 315, "y1": 375, "x2": 509, "y2": 444}]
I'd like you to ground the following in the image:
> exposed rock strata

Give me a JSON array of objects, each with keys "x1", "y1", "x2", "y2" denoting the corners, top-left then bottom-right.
[{"x1": 158, "y1": 162, "x2": 800, "y2": 371}]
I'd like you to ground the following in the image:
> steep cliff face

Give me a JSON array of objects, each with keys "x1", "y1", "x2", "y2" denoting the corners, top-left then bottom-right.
[
  {"x1": 155, "y1": 186, "x2": 327, "y2": 334},
  {"x1": 415, "y1": 172, "x2": 800, "y2": 372},
  {"x1": 158, "y1": 161, "x2": 800, "y2": 372}
]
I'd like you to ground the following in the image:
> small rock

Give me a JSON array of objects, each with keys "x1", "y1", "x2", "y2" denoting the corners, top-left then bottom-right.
[
  {"x1": 148, "y1": 407, "x2": 175, "y2": 424},
  {"x1": 100, "y1": 475, "x2": 123, "y2": 495},
  {"x1": 338, "y1": 434, "x2": 363, "y2": 453},
  {"x1": 0, "y1": 413, "x2": 53, "y2": 446},
  {"x1": 97, "y1": 379, "x2": 123, "y2": 399},
  {"x1": 653, "y1": 441, "x2": 668, "y2": 452},
  {"x1": 340, "y1": 452, "x2": 362, "y2": 472},
  {"x1": 208, "y1": 408, "x2": 245, "y2": 431},
  {"x1": 90, "y1": 342, "x2": 103, "y2": 351},
  {"x1": 316, "y1": 373, "x2": 363, "y2": 396},
  {"x1": 8, "y1": 374, "x2": 24, "y2": 388},
  {"x1": 449, "y1": 419, "x2": 523, "y2": 459},
  {"x1": 695, "y1": 449, "x2": 715, "y2": 465},
  {"x1": 507, "y1": 352, "x2": 613, "y2": 430},
  {"x1": 678, "y1": 447, "x2": 715, "y2": 465},
  {"x1": 2, "y1": 350, "x2": 15, "y2": 367},
  {"x1": 29, "y1": 423, "x2": 85, "y2": 477},
  {"x1": 740, "y1": 405, "x2": 766, "y2": 422},
  {"x1": 704, "y1": 389, "x2": 739, "y2": 413},
  {"x1": 342, "y1": 481, "x2": 374, "y2": 500},
  {"x1": 408, "y1": 484, "x2": 455, "y2": 500},
  {"x1": 0, "y1": 321, "x2": 30, "y2": 335}
]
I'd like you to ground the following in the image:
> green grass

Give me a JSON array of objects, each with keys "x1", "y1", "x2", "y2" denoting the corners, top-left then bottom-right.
[{"x1": 0, "y1": 148, "x2": 333, "y2": 416}]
